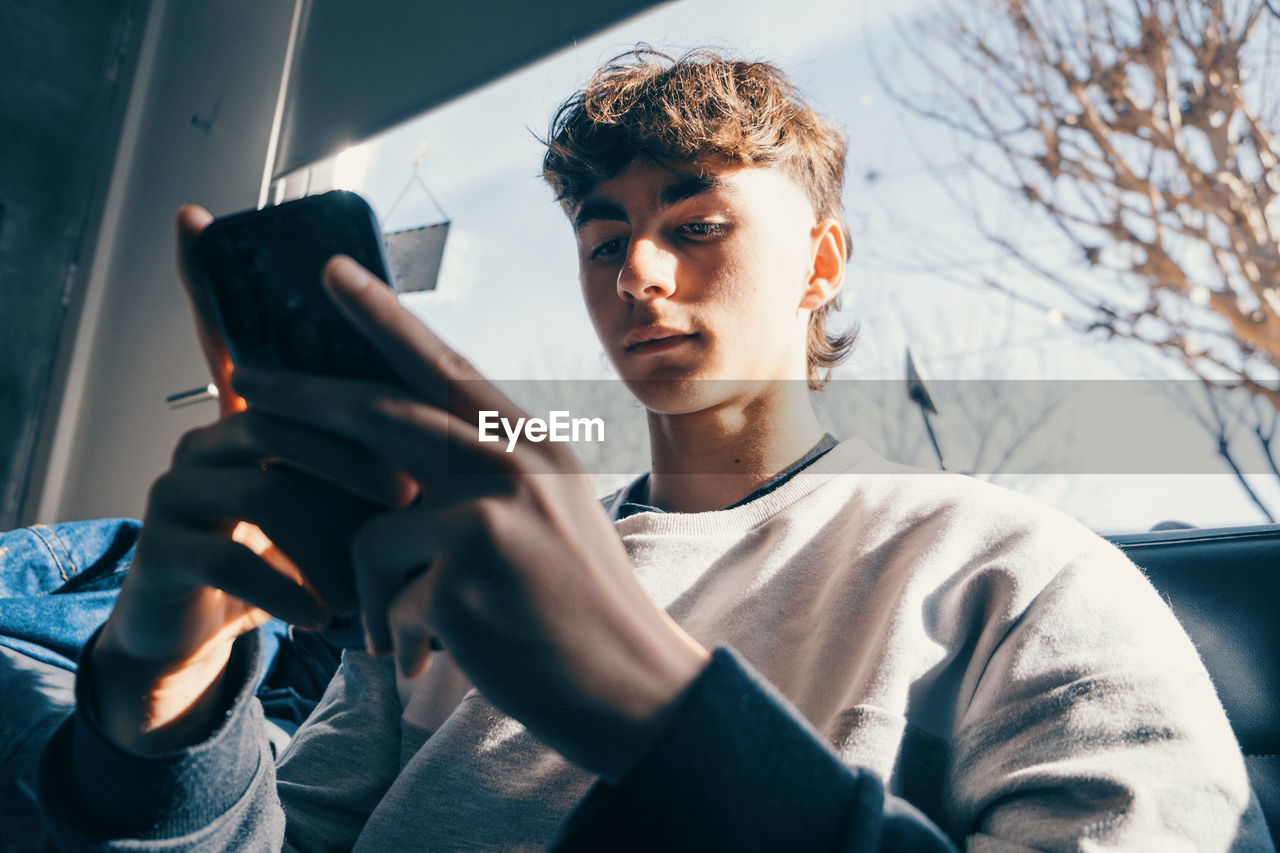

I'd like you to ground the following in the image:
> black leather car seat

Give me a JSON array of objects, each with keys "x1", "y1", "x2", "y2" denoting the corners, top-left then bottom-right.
[{"x1": 1111, "y1": 524, "x2": 1279, "y2": 847}]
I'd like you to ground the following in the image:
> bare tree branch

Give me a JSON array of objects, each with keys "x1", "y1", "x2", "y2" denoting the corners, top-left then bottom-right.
[{"x1": 877, "y1": 0, "x2": 1280, "y2": 415}]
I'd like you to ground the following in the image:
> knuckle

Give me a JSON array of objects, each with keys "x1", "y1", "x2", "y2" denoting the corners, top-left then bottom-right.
[
  {"x1": 370, "y1": 393, "x2": 413, "y2": 426},
  {"x1": 147, "y1": 468, "x2": 202, "y2": 515},
  {"x1": 546, "y1": 441, "x2": 581, "y2": 469},
  {"x1": 435, "y1": 349, "x2": 479, "y2": 381},
  {"x1": 171, "y1": 426, "x2": 209, "y2": 465},
  {"x1": 508, "y1": 477, "x2": 538, "y2": 508},
  {"x1": 331, "y1": 384, "x2": 399, "y2": 439},
  {"x1": 147, "y1": 472, "x2": 179, "y2": 510},
  {"x1": 464, "y1": 496, "x2": 520, "y2": 551},
  {"x1": 468, "y1": 496, "x2": 505, "y2": 532}
]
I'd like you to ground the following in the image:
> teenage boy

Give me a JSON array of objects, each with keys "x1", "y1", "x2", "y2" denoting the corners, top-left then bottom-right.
[{"x1": 35, "y1": 49, "x2": 1268, "y2": 851}]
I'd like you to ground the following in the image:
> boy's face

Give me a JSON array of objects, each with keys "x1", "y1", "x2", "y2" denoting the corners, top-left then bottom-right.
[{"x1": 572, "y1": 157, "x2": 828, "y2": 414}]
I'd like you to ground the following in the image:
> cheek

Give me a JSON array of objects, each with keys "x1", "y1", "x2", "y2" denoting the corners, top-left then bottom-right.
[
  {"x1": 710, "y1": 251, "x2": 801, "y2": 322},
  {"x1": 580, "y1": 278, "x2": 619, "y2": 336}
]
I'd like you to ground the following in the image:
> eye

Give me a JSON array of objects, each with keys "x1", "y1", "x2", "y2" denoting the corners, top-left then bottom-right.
[
  {"x1": 589, "y1": 236, "x2": 625, "y2": 261},
  {"x1": 678, "y1": 221, "x2": 730, "y2": 240}
]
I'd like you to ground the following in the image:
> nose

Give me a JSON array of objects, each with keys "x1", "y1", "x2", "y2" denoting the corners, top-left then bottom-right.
[{"x1": 617, "y1": 237, "x2": 676, "y2": 302}]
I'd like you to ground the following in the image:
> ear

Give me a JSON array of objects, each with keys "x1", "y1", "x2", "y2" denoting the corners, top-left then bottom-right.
[{"x1": 799, "y1": 218, "x2": 845, "y2": 311}]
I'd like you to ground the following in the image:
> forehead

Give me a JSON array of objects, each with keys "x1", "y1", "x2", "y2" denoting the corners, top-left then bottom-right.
[{"x1": 570, "y1": 158, "x2": 809, "y2": 230}]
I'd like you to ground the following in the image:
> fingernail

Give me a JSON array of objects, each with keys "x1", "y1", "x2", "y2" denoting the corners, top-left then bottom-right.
[
  {"x1": 179, "y1": 205, "x2": 214, "y2": 229},
  {"x1": 327, "y1": 255, "x2": 370, "y2": 293}
]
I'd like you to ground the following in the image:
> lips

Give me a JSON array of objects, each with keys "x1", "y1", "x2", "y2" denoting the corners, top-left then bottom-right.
[
  {"x1": 623, "y1": 326, "x2": 696, "y2": 351},
  {"x1": 624, "y1": 325, "x2": 696, "y2": 348}
]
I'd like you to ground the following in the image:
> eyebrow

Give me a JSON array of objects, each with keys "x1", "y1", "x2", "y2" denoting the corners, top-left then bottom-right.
[
  {"x1": 573, "y1": 173, "x2": 727, "y2": 232},
  {"x1": 660, "y1": 173, "x2": 725, "y2": 208},
  {"x1": 573, "y1": 199, "x2": 627, "y2": 232}
]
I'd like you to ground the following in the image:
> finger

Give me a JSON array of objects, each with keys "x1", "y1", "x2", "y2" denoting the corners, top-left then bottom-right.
[
  {"x1": 177, "y1": 204, "x2": 214, "y2": 274},
  {"x1": 321, "y1": 255, "x2": 526, "y2": 424},
  {"x1": 151, "y1": 465, "x2": 366, "y2": 616},
  {"x1": 231, "y1": 369, "x2": 507, "y2": 484},
  {"x1": 175, "y1": 204, "x2": 245, "y2": 416},
  {"x1": 348, "y1": 497, "x2": 497, "y2": 658},
  {"x1": 141, "y1": 525, "x2": 329, "y2": 630},
  {"x1": 233, "y1": 467, "x2": 367, "y2": 617},
  {"x1": 173, "y1": 411, "x2": 417, "y2": 507},
  {"x1": 351, "y1": 508, "x2": 443, "y2": 656},
  {"x1": 357, "y1": 498, "x2": 506, "y2": 668},
  {"x1": 386, "y1": 567, "x2": 445, "y2": 679}
]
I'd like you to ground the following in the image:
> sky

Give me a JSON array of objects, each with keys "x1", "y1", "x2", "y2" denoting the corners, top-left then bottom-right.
[{"x1": 304, "y1": 0, "x2": 1280, "y2": 532}]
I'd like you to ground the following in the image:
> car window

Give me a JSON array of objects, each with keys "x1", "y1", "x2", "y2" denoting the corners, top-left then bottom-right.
[{"x1": 272, "y1": 0, "x2": 1280, "y2": 534}]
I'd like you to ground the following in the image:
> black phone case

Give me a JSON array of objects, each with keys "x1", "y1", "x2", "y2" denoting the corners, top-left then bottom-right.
[{"x1": 196, "y1": 190, "x2": 402, "y2": 385}]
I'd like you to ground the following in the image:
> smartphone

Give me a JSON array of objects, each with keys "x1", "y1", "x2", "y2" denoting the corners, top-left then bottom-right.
[{"x1": 196, "y1": 190, "x2": 402, "y2": 385}]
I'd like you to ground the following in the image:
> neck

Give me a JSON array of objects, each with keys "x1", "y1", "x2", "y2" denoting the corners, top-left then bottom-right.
[{"x1": 644, "y1": 381, "x2": 826, "y2": 513}]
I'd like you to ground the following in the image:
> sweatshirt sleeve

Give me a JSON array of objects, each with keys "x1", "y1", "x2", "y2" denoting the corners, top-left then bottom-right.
[
  {"x1": 36, "y1": 629, "x2": 286, "y2": 852},
  {"x1": 944, "y1": 544, "x2": 1274, "y2": 851},
  {"x1": 549, "y1": 647, "x2": 958, "y2": 853}
]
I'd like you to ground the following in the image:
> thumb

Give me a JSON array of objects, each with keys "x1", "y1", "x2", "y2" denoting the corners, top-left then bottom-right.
[{"x1": 176, "y1": 205, "x2": 244, "y2": 417}]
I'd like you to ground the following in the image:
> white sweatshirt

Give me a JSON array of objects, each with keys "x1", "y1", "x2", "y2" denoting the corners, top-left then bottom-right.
[{"x1": 263, "y1": 437, "x2": 1267, "y2": 850}]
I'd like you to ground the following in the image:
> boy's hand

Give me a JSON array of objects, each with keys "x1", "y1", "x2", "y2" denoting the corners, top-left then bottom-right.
[
  {"x1": 233, "y1": 256, "x2": 710, "y2": 782},
  {"x1": 91, "y1": 210, "x2": 410, "y2": 754}
]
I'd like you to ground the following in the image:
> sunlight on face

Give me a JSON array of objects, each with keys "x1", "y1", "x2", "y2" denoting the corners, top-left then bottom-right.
[{"x1": 574, "y1": 158, "x2": 822, "y2": 414}]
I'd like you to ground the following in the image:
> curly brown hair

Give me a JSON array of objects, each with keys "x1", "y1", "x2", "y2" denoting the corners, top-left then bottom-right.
[{"x1": 541, "y1": 47, "x2": 856, "y2": 388}]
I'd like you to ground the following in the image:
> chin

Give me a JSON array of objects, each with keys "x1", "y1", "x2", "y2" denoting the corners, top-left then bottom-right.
[
  {"x1": 621, "y1": 372, "x2": 766, "y2": 416},
  {"x1": 626, "y1": 381, "x2": 706, "y2": 415}
]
